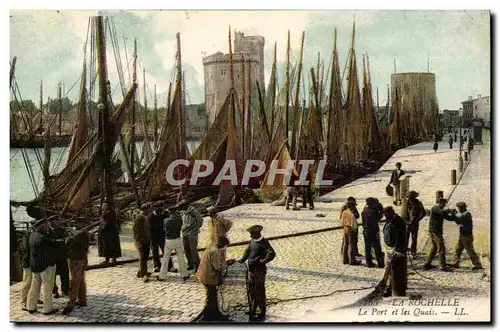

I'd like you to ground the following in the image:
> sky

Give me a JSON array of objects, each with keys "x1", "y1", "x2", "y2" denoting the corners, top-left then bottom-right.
[{"x1": 9, "y1": 10, "x2": 490, "y2": 111}]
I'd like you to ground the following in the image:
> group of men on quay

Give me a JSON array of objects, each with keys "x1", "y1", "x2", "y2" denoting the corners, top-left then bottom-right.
[{"x1": 17, "y1": 135, "x2": 483, "y2": 322}]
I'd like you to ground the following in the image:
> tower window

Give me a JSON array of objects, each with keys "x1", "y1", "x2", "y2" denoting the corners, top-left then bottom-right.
[{"x1": 221, "y1": 68, "x2": 227, "y2": 76}]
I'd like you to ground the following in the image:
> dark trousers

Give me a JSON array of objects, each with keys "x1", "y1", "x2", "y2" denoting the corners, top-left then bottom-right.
[
  {"x1": 136, "y1": 241, "x2": 150, "y2": 278},
  {"x1": 151, "y1": 235, "x2": 173, "y2": 270},
  {"x1": 449, "y1": 142, "x2": 453, "y2": 149},
  {"x1": 248, "y1": 270, "x2": 267, "y2": 317},
  {"x1": 342, "y1": 230, "x2": 357, "y2": 264},
  {"x1": 353, "y1": 229, "x2": 360, "y2": 255},
  {"x1": 301, "y1": 188, "x2": 314, "y2": 209},
  {"x1": 202, "y1": 284, "x2": 221, "y2": 321},
  {"x1": 452, "y1": 235, "x2": 482, "y2": 268},
  {"x1": 183, "y1": 235, "x2": 200, "y2": 270},
  {"x1": 406, "y1": 223, "x2": 419, "y2": 255},
  {"x1": 363, "y1": 230, "x2": 384, "y2": 267},
  {"x1": 53, "y1": 258, "x2": 69, "y2": 295}
]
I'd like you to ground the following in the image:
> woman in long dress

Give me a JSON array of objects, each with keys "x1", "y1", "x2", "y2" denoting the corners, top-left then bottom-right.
[{"x1": 98, "y1": 203, "x2": 122, "y2": 265}]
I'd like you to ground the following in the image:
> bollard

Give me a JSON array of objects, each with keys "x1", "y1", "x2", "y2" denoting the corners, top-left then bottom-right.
[
  {"x1": 458, "y1": 155, "x2": 464, "y2": 172},
  {"x1": 451, "y1": 169, "x2": 457, "y2": 185},
  {"x1": 464, "y1": 151, "x2": 468, "y2": 161},
  {"x1": 436, "y1": 190, "x2": 444, "y2": 203}
]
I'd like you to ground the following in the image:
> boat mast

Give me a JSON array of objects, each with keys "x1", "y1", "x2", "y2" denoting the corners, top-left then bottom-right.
[
  {"x1": 39, "y1": 79, "x2": 43, "y2": 134},
  {"x1": 143, "y1": 68, "x2": 148, "y2": 141},
  {"x1": 241, "y1": 53, "x2": 246, "y2": 158},
  {"x1": 153, "y1": 84, "x2": 158, "y2": 149},
  {"x1": 96, "y1": 15, "x2": 114, "y2": 207},
  {"x1": 246, "y1": 55, "x2": 252, "y2": 159},
  {"x1": 130, "y1": 38, "x2": 137, "y2": 176},
  {"x1": 290, "y1": 31, "x2": 305, "y2": 158},
  {"x1": 10, "y1": 56, "x2": 17, "y2": 88},
  {"x1": 285, "y1": 31, "x2": 290, "y2": 144},
  {"x1": 58, "y1": 82, "x2": 62, "y2": 137}
]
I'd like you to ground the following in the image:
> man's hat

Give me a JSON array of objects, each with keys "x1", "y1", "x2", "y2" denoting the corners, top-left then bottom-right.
[
  {"x1": 408, "y1": 190, "x2": 419, "y2": 199},
  {"x1": 246, "y1": 225, "x2": 263, "y2": 233},
  {"x1": 456, "y1": 202, "x2": 467, "y2": 209},
  {"x1": 383, "y1": 206, "x2": 395, "y2": 214}
]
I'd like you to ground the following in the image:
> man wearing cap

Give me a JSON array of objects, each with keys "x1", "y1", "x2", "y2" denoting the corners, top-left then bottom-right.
[
  {"x1": 405, "y1": 191, "x2": 426, "y2": 256},
  {"x1": 51, "y1": 223, "x2": 69, "y2": 298},
  {"x1": 208, "y1": 207, "x2": 233, "y2": 258},
  {"x1": 238, "y1": 225, "x2": 276, "y2": 321},
  {"x1": 182, "y1": 204, "x2": 204, "y2": 272},
  {"x1": 197, "y1": 236, "x2": 235, "y2": 321},
  {"x1": 361, "y1": 198, "x2": 384, "y2": 268},
  {"x1": 61, "y1": 219, "x2": 90, "y2": 315},
  {"x1": 382, "y1": 206, "x2": 406, "y2": 296},
  {"x1": 424, "y1": 198, "x2": 456, "y2": 271},
  {"x1": 301, "y1": 170, "x2": 315, "y2": 210},
  {"x1": 26, "y1": 218, "x2": 58, "y2": 315},
  {"x1": 449, "y1": 202, "x2": 483, "y2": 270},
  {"x1": 341, "y1": 197, "x2": 361, "y2": 265},
  {"x1": 132, "y1": 211, "x2": 151, "y2": 282},
  {"x1": 389, "y1": 162, "x2": 405, "y2": 206},
  {"x1": 147, "y1": 204, "x2": 176, "y2": 274},
  {"x1": 158, "y1": 204, "x2": 189, "y2": 281},
  {"x1": 285, "y1": 169, "x2": 300, "y2": 211}
]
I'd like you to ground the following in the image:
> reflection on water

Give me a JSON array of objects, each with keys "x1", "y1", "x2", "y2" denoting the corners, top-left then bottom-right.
[{"x1": 10, "y1": 140, "x2": 200, "y2": 222}]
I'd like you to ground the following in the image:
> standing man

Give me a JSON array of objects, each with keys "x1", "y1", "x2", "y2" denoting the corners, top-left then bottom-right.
[
  {"x1": 238, "y1": 225, "x2": 276, "y2": 321},
  {"x1": 97, "y1": 202, "x2": 122, "y2": 266},
  {"x1": 158, "y1": 205, "x2": 190, "y2": 281},
  {"x1": 424, "y1": 198, "x2": 456, "y2": 271},
  {"x1": 61, "y1": 219, "x2": 90, "y2": 315},
  {"x1": 197, "y1": 236, "x2": 235, "y2": 321},
  {"x1": 147, "y1": 204, "x2": 176, "y2": 274},
  {"x1": 341, "y1": 197, "x2": 361, "y2": 265},
  {"x1": 389, "y1": 162, "x2": 405, "y2": 206},
  {"x1": 382, "y1": 206, "x2": 407, "y2": 297},
  {"x1": 132, "y1": 212, "x2": 151, "y2": 282},
  {"x1": 301, "y1": 171, "x2": 315, "y2": 210},
  {"x1": 405, "y1": 191, "x2": 426, "y2": 257},
  {"x1": 448, "y1": 135, "x2": 454, "y2": 149},
  {"x1": 361, "y1": 198, "x2": 384, "y2": 268},
  {"x1": 450, "y1": 202, "x2": 483, "y2": 270},
  {"x1": 52, "y1": 224, "x2": 69, "y2": 298},
  {"x1": 20, "y1": 228, "x2": 33, "y2": 311},
  {"x1": 182, "y1": 204, "x2": 204, "y2": 272},
  {"x1": 26, "y1": 218, "x2": 58, "y2": 315}
]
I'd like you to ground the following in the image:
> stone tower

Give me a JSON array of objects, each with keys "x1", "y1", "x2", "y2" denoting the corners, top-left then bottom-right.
[{"x1": 203, "y1": 31, "x2": 265, "y2": 124}]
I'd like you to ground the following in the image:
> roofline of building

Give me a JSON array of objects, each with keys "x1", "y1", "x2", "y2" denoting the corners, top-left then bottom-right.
[
  {"x1": 461, "y1": 95, "x2": 490, "y2": 104},
  {"x1": 391, "y1": 72, "x2": 436, "y2": 76}
]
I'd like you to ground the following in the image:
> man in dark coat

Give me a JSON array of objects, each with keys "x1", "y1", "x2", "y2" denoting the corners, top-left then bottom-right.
[
  {"x1": 301, "y1": 171, "x2": 315, "y2": 210},
  {"x1": 26, "y1": 218, "x2": 58, "y2": 315},
  {"x1": 285, "y1": 171, "x2": 300, "y2": 211},
  {"x1": 361, "y1": 197, "x2": 384, "y2": 268},
  {"x1": 61, "y1": 219, "x2": 90, "y2": 315},
  {"x1": 448, "y1": 135, "x2": 454, "y2": 149},
  {"x1": 158, "y1": 205, "x2": 189, "y2": 281},
  {"x1": 238, "y1": 225, "x2": 276, "y2": 321},
  {"x1": 405, "y1": 190, "x2": 426, "y2": 256},
  {"x1": 424, "y1": 199, "x2": 456, "y2": 271},
  {"x1": 51, "y1": 225, "x2": 69, "y2": 298},
  {"x1": 147, "y1": 204, "x2": 176, "y2": 273},
  {"x1": 389, "y1": 162, "x2": 405, "y2": 206},
  {"x1": 98, "y1": 202, "x2": 122, "y2": 265},
  {"x1": 449, "y1": 202, "x2": 483, "y2": 270},
  {"x1": 382, "y1": 206, "x2": 406, "y2": 297}
]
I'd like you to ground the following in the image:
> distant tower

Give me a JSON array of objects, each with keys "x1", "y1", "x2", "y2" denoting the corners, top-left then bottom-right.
[{"x1": 203, "y1": 31, "x2": 265, "y2": 124}]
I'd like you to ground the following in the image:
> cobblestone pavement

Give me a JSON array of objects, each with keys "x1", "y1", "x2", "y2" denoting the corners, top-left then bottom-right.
[{"x1": 10, "y1": 134, "x2": 491, "y2": 323}]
